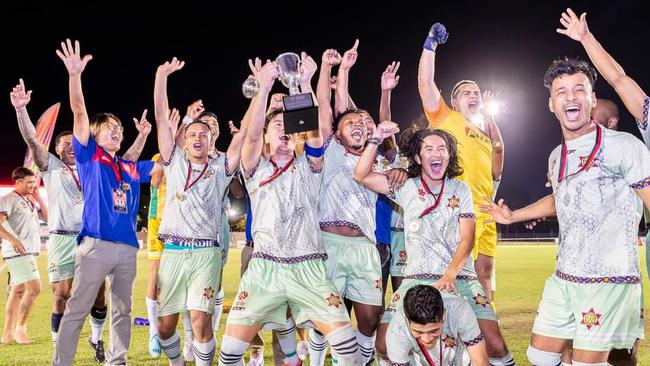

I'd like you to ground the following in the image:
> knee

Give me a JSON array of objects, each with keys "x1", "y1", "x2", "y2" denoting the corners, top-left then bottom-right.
[
  {"x1": 527, "y1": 345, "x2": 561, "y2": 366},
  {"x1": 52, "y1": 291, "x2": 69, "y2": 311},
  {"x1": 26, "y1": 285, "x2": 41, "y2": 297},
  {"x1": 356, "y1": 311, "x2": 381, "y2": 335}
]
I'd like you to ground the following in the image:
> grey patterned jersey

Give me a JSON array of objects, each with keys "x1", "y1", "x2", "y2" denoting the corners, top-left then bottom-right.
[
  {"x1": 386, "y1": 292, "x2": 483, "y2": 366},
  {"x1": 0, "y1": 192, "x2": 41, "y2": 257},
  {"x1": 158, "y1": 147, "x2": 233, "y2": 246},
  {"x1": 392, "y1": 178, "x2": 476, "y2": 277},
  {"x1": 41, "y1": 154, "x2": 84, "y2": 234},
  {"x1": 246, "y1": 154, "x2": 325, "y2": 262},
  {"x1": 319, "y1": 137, "x2": 377, "y2": 243},
  {"x1": 548, "y1": 127, "x2": 650, "y2": 281}
]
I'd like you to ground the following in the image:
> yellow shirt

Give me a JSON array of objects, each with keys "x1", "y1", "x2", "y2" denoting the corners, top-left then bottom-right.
[
  {"x1": 424, "y1": 98, "x2": 493, "y2": 211},
  {"x1": 148, "y1": 153, "x2": 167, "y2": 219}
]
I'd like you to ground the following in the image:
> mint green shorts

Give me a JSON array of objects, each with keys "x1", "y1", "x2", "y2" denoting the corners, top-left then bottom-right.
[
  {"x1": 157, "y1": 245, "x2": 222, "y2": 316},
  {"x1": 226, "y1": 257, "x2": 351, "y2": 328},
  {"x1": 321, "y1": 231, "x2": 383, "y2": 306},
  {"x1": 381, "y1": 276, "x2": 497, "y2": 323},
  {"x1": 532, "y1": 275, "x2": 641, "y2": 351},
  {"x1": 47, "y1": 234, "x2": 77, "y2": 283},
  {"x1": 389, "y1": 231, "x2": 407, "y2": 277},
  {"x1": 6, "y1": 254, "x2": 40, "y2": 286}
]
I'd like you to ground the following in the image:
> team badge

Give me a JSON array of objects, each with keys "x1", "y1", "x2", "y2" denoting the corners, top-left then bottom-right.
[
  {"x1": 48, "y1": 262, "x2": 57, "y2": 273},
  {"x1": 238, "y1": 291, "x2": 249, "y2": 301},
  {"x1": 375, "y1": 280, "x2": 383, "y2": 290},
  {"x1": 473, "y1": 293, "x2": 490, "y2": 308},
  {"x1": 578, "y1": 156, "x2": 599, "y2": 171},
  {"x1": 203, "y1": 168, "x2": 215, "y2": 180},
  {"x1": 442, "y1": 335, "x2": 457, "y2": 349},
  {"x1": 581, "y1": 307, "x2": 602, "y2": 330},
  {"x1": 417, "y1": 187, "x2": 426, "y2": 201},
  {"x1": 447, "y1": 195, "x2": 460, "y2": 209},
  {"x1": 392, "y1": 294, "x2": 400, "y2": 303},
  {"x1": 203, "y1": 286, "x2": 215, "y2": 300},
  {"x1": 326, "y1": 293, "x2": 342, "y2": 308}
]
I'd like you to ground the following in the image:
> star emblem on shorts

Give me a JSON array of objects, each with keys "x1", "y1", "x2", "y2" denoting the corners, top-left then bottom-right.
[
  {"x1": 581, "y1": 307, "x2": 602, "y2": 330},
  {"x1": 203, "y1": 286, "x2": 215, "y2": 300},
  {"x1": 447, "y1": 195, "x2": 460, "y2": 209},
  {"x1": 442, "y1": 335, "x2": 457, "y2": 349},
  {"x1": 375, "y1": 279, "x2": 382, "y2": 290},
  {"x1": 399, "y1": 250, "x2": 407, "y2": 260},
  {"x1": 472, "y1": 293, "x2": 489, "y2": 307},
  {"x1": 326, "y1": 293, "x2": 342, "y2": 308}
]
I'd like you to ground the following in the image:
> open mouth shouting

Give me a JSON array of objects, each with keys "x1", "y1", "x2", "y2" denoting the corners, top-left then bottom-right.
[{"x1": 564, "y1": 103, "x2": 582, "y2": 122}]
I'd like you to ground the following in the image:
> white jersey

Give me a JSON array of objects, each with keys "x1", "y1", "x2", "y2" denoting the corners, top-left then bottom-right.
[
  {"x1": 386, "y1": 292, "x2": 483, "y2": 366},
  {"x1": 0, "y1": 192, "x2": 41, "y2": 258},
  {"x1": 245, "y1": 154, "x2": 325, "y2": 262},
  {"x1": 319, "y1": 137, "x2": 377, "y2": 243},
  {"x1": 391, "y1": 177, "x2": 476, "y2": 278},
  {"x1": 158, "y1": 147, "x2": 234, "y2": 247},
  {"x1": 548, "y1": 127, "x2": 650, "y2": 282},
  {"x1": 637, "y1": 96, "x2": 650, "y2": 224},
  {"x1": 40, "y1": 153, "x2": 84, "y2": 234}
]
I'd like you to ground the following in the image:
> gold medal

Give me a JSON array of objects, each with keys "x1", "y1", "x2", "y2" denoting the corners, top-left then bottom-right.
[
  {"x1": 121, "y1": 182, "x2": 131, "y2": 191},
  {"x1": 175, "y1": 192, "x2": 186, "y2": 201},
  {"x1": 75, "y1": 193, "x2": 83, "y2": 202}
]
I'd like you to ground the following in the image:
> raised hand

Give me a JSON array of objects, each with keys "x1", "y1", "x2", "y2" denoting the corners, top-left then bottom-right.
[
  {"x1": 133, "y1": 109, "x2": 152, "y2": 136},
  {"x1": 480, "y1": 197, "x2": 514, "y2": 224},
  {"x1": 321, "y1": 49, "x2": 342, "y2": 67},
  {"x1": 557, "y1": 8, "x2": 589, "y2": 42},
  {"x1": 186, "y1": 100, "x2": 205, "y2": 120},
  {"x1": 168, "y1": 108, "x2": 181, "y2": 135},
  {"x1": 255, "y1": 59, "x2": 278, "y2": 92},
  {"x1": 340, "y1": 39, "x2": 359, "y2": 70},
  {"x1": 10, "y1": 78, "x2": 32, "y2": 109},
  {"x1": 480, "y1": 90, "x2": 494, "y2": 118},
  {"x1": 381, "y1": 61, "x2": 401, "y2": 91},
  {"x1": 372, "y1": 121, "x2": 400, "y2": 140},
  {"x1": 300, "y1": 52, "x2": 318, "y2": 86},
  {"x1": 157, "y1": 57, "x2": 185, "y2": 77},
  {"x1": 56, "y1": 39, "x2": 93, "y2": 76}
]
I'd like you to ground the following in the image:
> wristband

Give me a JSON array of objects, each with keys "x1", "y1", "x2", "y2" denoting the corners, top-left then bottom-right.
[
  {"x1": 304, "y1": 144, "x2": 325, "y2": 158},
  {"x1": 367, "y1": 137, "x2": 383, "y2": 145}
]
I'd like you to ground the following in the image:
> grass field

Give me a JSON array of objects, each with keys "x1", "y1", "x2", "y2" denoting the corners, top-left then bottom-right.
[{"x1": 1, "y1": 243, "x2": 649, "y2": 365}]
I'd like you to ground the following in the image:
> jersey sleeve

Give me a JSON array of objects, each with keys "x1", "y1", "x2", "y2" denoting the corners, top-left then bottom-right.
[
  {"x1": 458, "y1": 181, "x2": 475, "y2": 218},
  {"x1": 386, "y1": 319, "x2": 414, "y2": 366},
  {"x1": 424, "y1": 98, "x2": 454, "y2": 129},
  {"x1": 72, "y1": 135, "x2": 98, "y2": 164},
  {"x1": 617, "y1": 134, "x2": 650, "y2": 189}
]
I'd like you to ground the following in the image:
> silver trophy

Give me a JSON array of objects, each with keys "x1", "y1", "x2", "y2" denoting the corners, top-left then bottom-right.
[{"x1": 275, "y1": 52, "x2": 301, "y2": 95}]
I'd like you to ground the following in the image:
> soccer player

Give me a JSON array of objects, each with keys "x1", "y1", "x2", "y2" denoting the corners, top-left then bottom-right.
[
  {"x1": 386, "y1": 285, "x2": 488, "y2": 366},
  {"x1": 0, "y1": 167, "x2": 46, "y2": 345},
  {"x1": 152, "y1": 57, "x2": 245, "y2": 366},
  {"x1": 53, "y1": 39, "x2": 158, "y2": 366},
  {"x1": 418, "y1": 23, "x2": 504, "y2": 304},
  {"x1": 12, "y1": 78, "x2": 151, "y2": 361},
  {"x1": 219, "y1": 56, "x2": 362, "y2": 366},
  {"x1": 482, "y1": 53, "x2": 650, "y2": 365},
  {"x1": 354, "y1": 123, "x2": 514, "y2": 365},
  {"x1": 559, "y1": 8, "x2": 650, "y2": 366}
]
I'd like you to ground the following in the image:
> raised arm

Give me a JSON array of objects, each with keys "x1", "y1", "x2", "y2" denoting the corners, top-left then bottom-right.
[
  {"x1": 241, "y1": 59, "x2": 278, "y2": 174},
  {"x1": 557, "y1": 8, "x2": 647, "y2": 122},
  {"x1": 122, "y1": 109, "x2": 152, "y2": 161},
  {"x1": 354, "y1": 121, "x2": 400, "y2": 194},
  {"x1": 55, "y1": 39, "x2": 93, "y2": 146},
  {"x1": 299, "y1": 51, "x2": 318, "y2": 96},
  {"x1": 316, "y1": 49, "x2": 341, "y2": 139},
  {"x1": 153, "y1": 57, "x2": 185, "y2": 162},
  {"x1": 418, "y1": 24, "x2": 448, "y2": 113},
  {"x1": 379, "y1": 61, "x2": 401, "y2": 157},
  {"x1": 335, "y1": 39, "x2": 359, "y2": 116},
  {"x1": 480, "y1": 194, "x2": 556, "y2": 225},
  {"x1": 225, "y1": 87, "x2": 256, "y2": 174},
  {"x1": 11, "y1": 79, "x2": 49, "y2": 169}
]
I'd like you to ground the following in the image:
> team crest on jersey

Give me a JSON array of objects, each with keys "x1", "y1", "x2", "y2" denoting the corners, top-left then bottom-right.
[
  {"x1": 48, "y1": 262, "x2": 57, "y2": 273},
  {"x1": 326, "y1": 293, "x2": 342, "y2": 308},
  {"x1": 417, "y1": 187, "x2": 426, "y2": 201},
  {"x1": 581, "y1": 307, "x2": 602, "y2": 330},
  {"x1": 203, "y1": 168, "x2": 215, "y2": 180},
  {"x1": 203, "y1": 286, "x2": 215, "y2": 300},
  {"x1": 578, "y1": 156, "x2": 599, "y2": 171},
  {"x1": 442, "y1": 335, "x2": 457, "y2": 349},
  {"x1": 473, "y1": 293, "x2": 489, "y2": 307},
  {"x1": 447, "y1": 195, "x2": 460, "y2": 209}
]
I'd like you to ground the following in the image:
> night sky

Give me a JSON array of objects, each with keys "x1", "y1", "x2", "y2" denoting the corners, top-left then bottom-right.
[{"x1": 1, "y1": 1, "x2": 648, "y2": 225}]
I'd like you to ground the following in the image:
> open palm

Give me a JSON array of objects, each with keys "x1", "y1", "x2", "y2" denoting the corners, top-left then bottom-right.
[
  {"x1": 557, "y1": 8, "x2": 589, "y2": 42},
  {"x1": 56, "y1": 39, "x2": 93, "y2": 76}
]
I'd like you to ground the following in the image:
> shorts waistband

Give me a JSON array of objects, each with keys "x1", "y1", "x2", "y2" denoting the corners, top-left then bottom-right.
[
  {"x1": 3, "y1": 252, "x2": 39, "y2": 260},
  {"x1": 404, "y1": 273, "x2": 478, "y2": 281},
  {"x1": 164, "y1": 242, "x2": 220, "y2": 250},
  {"x1": 555, "y1": 269, "x2": 641, "y2": 284}
]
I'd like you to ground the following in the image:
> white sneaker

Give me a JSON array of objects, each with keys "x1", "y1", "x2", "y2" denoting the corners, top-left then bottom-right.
[
  {"x1": 183, "y1": 337, "x2": 195, "y2": 362},
  {"x1": 296, "y1": 341, "x2": 309, "y2": 360}
]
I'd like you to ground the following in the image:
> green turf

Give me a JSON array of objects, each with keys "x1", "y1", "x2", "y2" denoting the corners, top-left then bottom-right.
[{"x1": 0, "y1": 244, "x2": 648, "y2": 365}]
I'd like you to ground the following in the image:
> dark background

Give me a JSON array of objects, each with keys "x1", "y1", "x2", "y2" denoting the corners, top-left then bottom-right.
[{"x1": 1, "y1": 1, "x2": 648, "y2": 234}]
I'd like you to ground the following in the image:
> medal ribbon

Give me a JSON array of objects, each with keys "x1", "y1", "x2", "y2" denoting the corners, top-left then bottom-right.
[
  {"x1": 184, "y1": 159, "x2": 210, "y2": 192},
  {"x1": 13, "y1": 191, "x2": 34, "y2": 212},
  {"x1": 418, "y1": 178, "x2": 445, "y2": 218},
  {"x1": 260, "y1": 158, "x2": 295, "y2": 187},
  {"x1": 62, "y1": 161, "x2": 82, "y2": 192},
  {"x1": 416, "y1": 339, "x2": 443, "y2": 366},
  {"x1": 558, "y1": 124, "x2": 603, "y2": 183}
]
